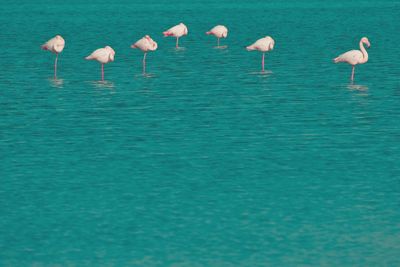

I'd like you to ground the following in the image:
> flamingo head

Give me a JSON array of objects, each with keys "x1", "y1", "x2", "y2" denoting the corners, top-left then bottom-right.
[
  {"x1": 361, "y1": 37, "x2": 370, "y2": 48},
  {"x1": 109, "y1": 52, "x2": 115, "y2": 62},
  {"x1": 105, "y1": 46, "x2": 115, "y2": 61},
  {"x1": 144, "y1": 35, "x2": 158, "y2": 51},
  {"x1": 181, "y1": 23, "x2": 188, "y2": 35},
  {"x1": 151, "y1": 40, "x2": 158, "y2": 51}
]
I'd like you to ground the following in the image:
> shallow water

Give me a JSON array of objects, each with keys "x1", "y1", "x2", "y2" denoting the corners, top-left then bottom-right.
[{"x1": 1, "y1": 1, "x2": 400, "y2": 266}]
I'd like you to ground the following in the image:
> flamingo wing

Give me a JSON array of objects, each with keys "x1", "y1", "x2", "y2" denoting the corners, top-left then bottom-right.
[
  {"x1": 132, "y1": 38, "x2": 147, "y2": 50},
  {"x1": 334, "y1": 50, "x2": 363, "y2": 64},
  {"x1": 86, "y1": 48, "x2": 108, "y2": 62},
  {"x1": 42, "y1": 37, "x2": 56, "y2": 51}
]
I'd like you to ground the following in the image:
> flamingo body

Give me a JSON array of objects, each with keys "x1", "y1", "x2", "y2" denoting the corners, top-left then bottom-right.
[
  {"x1": 246, "y1": 36, "x2": 275, "y2": 72},
  {"x1": 334, "y1": 50, "x2": 365, "y2": 65},
  {"x1": 41, "y1": 35, "x2": 65, "y2": 53},
  {"x1": 85, "y1": 46, "x2": 115, "y2": 81},
  {"x1": 41, "y1": 35, "x2": 65, "y2": 79},
  {"x1": 246, "y1": 36, "x2": 275, "y2": 52},
  {"x1": 131, "y1": 35, "x2": 158, "y2": 74},
  {"x1": 163, "y1": 23, "x2": 188, "y2": 37},
  {"x1": 131, "y1": 35, "x2": 158, "y2": 52},
  {"x1": 333, "y1": 37, "x2": 370, "y2": 81},
  {"x1": 163, "y1": 23, "x2": 188, "y2": 48},
  {"x1": 206, "y1": 25, "x2": 228, "y2": 38}
]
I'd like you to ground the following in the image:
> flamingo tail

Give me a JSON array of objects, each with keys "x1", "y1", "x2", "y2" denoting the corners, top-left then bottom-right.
[
  {"x1": 41, "y1": 45, "x2": 48, "y2": 50},
  {"x1": 163, "y1": 31, "x2": 173, "y2": 37},
  {"x1": 206, "y1": 31, "x2": 212, "y2": 35}
]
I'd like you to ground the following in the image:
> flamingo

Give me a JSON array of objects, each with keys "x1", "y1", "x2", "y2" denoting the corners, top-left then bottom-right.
[
  {"x1": 163, "y1": 23, "x2": 188, "y2": 48},
  {"x1": 206, "y1": 25, "x2": 228, "y2": 48},
  {"x1": 131, "y1": 35, "x2": 158, "y2": 74},
  {"x1": 85, "y1": 46, "x2": 115, "y2": 81},
  {"x1": 333, "y1": 37, "x2": 371, "y2": 81},
  {"x1": 41, "y1": 35, "x2": 65, "y2": 79},
  {"x1": 246, "y1": 36, "x2": 275, "y2": 72}
]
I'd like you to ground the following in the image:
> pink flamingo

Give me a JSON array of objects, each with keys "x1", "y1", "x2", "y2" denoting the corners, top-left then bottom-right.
[
  {"x1": 163, "y1": 23, "x2": 188, "y2": 48},
  {"x1": 206, "y1": 25, "x2": 228, "y2": 48},
  {"x1": 131, "y1": 35, "x2": 158, "y2": 74},
  {"x1": 333, "y1": 37, "x2": 371, "y2": 81},
  {"x1": 41, "y1": 35, "x2": 65, "y2": 79},
  {"x1": 85, "y1": 46, "x2": 115, "y2": 81},
  {"x1": 246, "y1": 36, "x2": 275, "y2": 72}
]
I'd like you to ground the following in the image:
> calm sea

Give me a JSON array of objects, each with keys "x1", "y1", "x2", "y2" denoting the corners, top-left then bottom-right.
[{"x1": 1, "y1": 0, "x2": 399, "y2": 266}]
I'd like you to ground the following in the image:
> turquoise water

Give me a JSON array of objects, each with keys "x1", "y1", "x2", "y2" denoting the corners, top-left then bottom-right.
[{"x1": 1, "y1": 1, "x2": 400, "y2": 266}]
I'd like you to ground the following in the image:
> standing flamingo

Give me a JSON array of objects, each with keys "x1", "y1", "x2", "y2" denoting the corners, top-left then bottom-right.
[
  {"x1": 41, "y1": 35, "x2": 65, "y2": 79},
  {"x1": 163, "y1": 23, "x2": 188, "y2": 48},
  {"x1": 85, "y1": 46, "x2": 115, "y2": 81},
  {"x1": 333, "y1": 37, "x2": 371, "y2": 81},
  {"x1": 131, "y1": 35, "x2": 158, "y2": 74},
  {"x1": 246, "y1": 36, "x2": 275, "y2": 72},
  {"x1": 206, "y1": 25, "x2": 228, "y2": 48}
]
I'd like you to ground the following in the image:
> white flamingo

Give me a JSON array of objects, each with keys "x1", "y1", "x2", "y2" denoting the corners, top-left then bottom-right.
[
  {"x1": 334, "y1": 37, "x2": 371, "y2": 81},
  {"x1": 85, "y1": 46, "x2": 115, "y2": 81},
  {"x1": 41, "y1": 35, "x2": 65, "y2": 79},
  {"x1": 163, "y1": 23, "x2": 188, "y2": 48},
  {"x1": 206, "y1": 25, "x2": 228, "y2": 48},
  {"x1": 131, "y1": 35, "x2": 158, "y2": 74},
  {"x1": 246, "y1": 36, "x2": 275, "y2": 72}
]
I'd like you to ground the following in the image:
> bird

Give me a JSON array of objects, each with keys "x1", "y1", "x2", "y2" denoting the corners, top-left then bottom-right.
[
  {"x1": 206, "y1": 25, "x2": 228, "y2": 48},
  {"x1": 333, "y1": 37, "x2": 371, "y2": 82},
  {"x1": 41, "y1": 35, "x2": 65, "y2": 79},
  {"x1": 163, "y1": 23, "x2": 188, "y2": 48},
  {"x1": 131, "y1": 35, "x2": 158, "y2": 74},
  {"x1": 85, "y1": 46, "x2": 115, "y2": 81},
  {"x1": 246, "y1": 36, "x2": 275, "y2": 72}
]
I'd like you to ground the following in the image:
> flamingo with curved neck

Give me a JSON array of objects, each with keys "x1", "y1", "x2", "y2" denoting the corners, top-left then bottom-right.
[{"x1": 333, "y1": 37, "x2": 371, "y2": 81}]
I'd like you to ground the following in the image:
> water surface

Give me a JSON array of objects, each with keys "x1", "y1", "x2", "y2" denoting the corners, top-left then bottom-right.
[{"x1": 1, "y1": 1, "x2": 400, "y2": 266}]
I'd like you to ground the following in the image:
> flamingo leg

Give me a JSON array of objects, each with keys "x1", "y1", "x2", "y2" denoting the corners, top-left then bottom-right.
[
  {"x1": 101, "y1": 64, "x2": 104, "y2": 81},
  {"x1": 351, "y1": 66, "x2": 355, "y2": 81},
  {"x1": 143, "y1": 52, "x2": 147, "y2": 75},
  {"x1": 176, "y1": 37, "x2": 179, "y2": 48},
  {"x1": 262, "y1": 53, "x2": 265, "y2": 72},
  {"x1": 54, "y1": 53, "x2": 58, "y2": 79},
  {"x1": 217, "y1": 38, "x2": 220, "y2": 48}
]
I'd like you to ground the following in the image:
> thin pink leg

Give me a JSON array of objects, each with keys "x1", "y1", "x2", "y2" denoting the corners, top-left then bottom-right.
[
  {"x1": 217, "y1": 38, "x2": 220, "y2": 48},
  {"x1": 101, "y1": 64, "x2": 104, "y2": 81},
  {"x1": 176, "y1": 37, "x2": 179, "y2": 48},
  {"x1": 262, "y1": 53, "x2": 265, "y2": 72},
  {"x1": 351, "y1": 66, "x2": 355, "y2": 81},
  {"x1": 143, "y1": 52, "x2": 147, "y2": 74},
  {"x1": 54, "y1": 53, "x2": 58, "y2": 79}
]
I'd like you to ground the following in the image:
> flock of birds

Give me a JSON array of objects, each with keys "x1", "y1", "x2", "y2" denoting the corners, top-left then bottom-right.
[{"x1": 41, "y1": 23, "x2": 371, "y2": 82}]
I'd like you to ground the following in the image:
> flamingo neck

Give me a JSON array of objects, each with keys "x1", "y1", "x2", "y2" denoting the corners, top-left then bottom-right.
[{"x1": 359, "y1": 41, "x2": 369, "y2": 63}]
